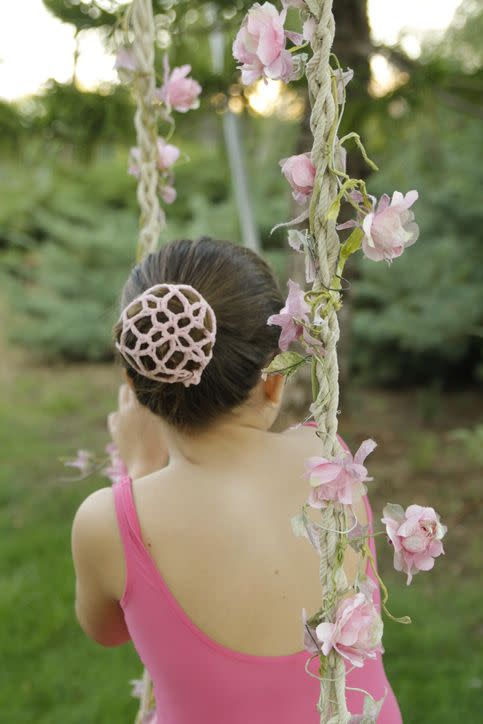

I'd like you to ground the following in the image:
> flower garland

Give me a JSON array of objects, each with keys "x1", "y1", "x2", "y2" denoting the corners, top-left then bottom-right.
[
  {"x1": 114, "y1": 7, "x2": 201, "y2": 262},
  {"x1": 116, "y1": 2, "x2": 201, "y2": 721},
  {"x1": 233, "y1": 2, "x2": 446, "y2": 722}
]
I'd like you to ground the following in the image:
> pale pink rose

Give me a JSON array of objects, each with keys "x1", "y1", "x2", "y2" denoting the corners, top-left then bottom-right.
[
  {"x1": 316, "y1": 592, "x2": 383, "y2": 668},
  {"x1": 280, "y1": 152, "x2": 316, "y2": 205},
  {"x1": 103, "y1": 442, "x2": 128, "y2": 485},
  {"x1": 358, "y1": 574, "x2": 378, "y2": 604},
  {"x1": 362, "y1": 190, "x2": 419, "y2": 262},
  {"x1": 303, "y1": 17, "x2": 317, "y2": 44},
  {"x1": 128, "y1": 147, "x2": 142, "y2": 178},
  {"x1": 129, "y1": 139, "x2": 180, "y2": 179},
  {"x1": 381, "y1": 503, "x2": 447, "y2": 585},
  {"x1": 233, "y1": 2, "x2": 296, "y2": 84},
  {"x1": 156, "y1": 138, "x2": 180, "y2": 169},
  {"x1": 156, "y1": 57, "x2": 201, "y2": 113},
  {"x1": 114, "y1": 48, "x2": 137, "y2": 76},
  {"x1": 160, "y1": 185, "x2": 177, "y2": 204},
  {"x1": 305, "y1": 439, "x2": 377, "y2": 507},
  {"x1": 64, "y1": 449, "x2": 94, "y2": 476},
  {"x1": 267, "y1": 279, "x2": 310, "y2": 351},
  {"x1": 333, "y1": 67, "x2": 354, "y2": 102}
]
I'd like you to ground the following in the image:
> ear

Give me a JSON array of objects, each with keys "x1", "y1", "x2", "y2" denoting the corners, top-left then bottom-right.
[
  {"x1": 123, "y1": 369, "x2": 135, "y2": 391},
  {"x1": 263, "y1": 373, "x2": 285, "y2": 406}
]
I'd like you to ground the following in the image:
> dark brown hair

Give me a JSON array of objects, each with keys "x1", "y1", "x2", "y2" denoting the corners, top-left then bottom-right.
[{"x1": 113, "y1": 237, "x2": 283, "y2": 430}]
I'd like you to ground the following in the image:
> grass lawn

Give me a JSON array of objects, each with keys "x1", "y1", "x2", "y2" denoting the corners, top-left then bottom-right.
[{"x1": 1, "y1": 352, "x2": 481, "y2": 723}]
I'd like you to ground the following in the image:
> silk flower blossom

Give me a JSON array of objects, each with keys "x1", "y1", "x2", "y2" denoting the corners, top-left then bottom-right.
[
  {"x1": 129, "y1": 138, "x2": 180, "y2": 203},
  {"x1": 381, "y1": 503, "x2": 447, "y2": 585},
  {"x1": 280, "y1": 153, "x2": 316, "y2": 205},
  {"x1": 156, "y1": 57, "x2": 201, "y2": 113},
  {"x1": 267, "y1": 279, "x2": 310, "y2": 351},
  {"x1": 114, "y1": 48, "x2": 138, "y2": 81},
  {"x1": 315, "y1": 592, "x2": 384, "y2": 668},
  {"x1": 362, "y1": 190, "x2": 419, "y2": 262},
  {"x1": 233, "y1": 2, "x2": 297, "y2": 84},
  {"x1": 305, "y1": 439, "x2": 377, "y2": 507}
]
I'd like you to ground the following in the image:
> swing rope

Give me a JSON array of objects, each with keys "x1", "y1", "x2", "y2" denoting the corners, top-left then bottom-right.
[
  {"x1": 127, "y1": 0, "x2": 346, "y2": 721},
  {"x1": 131, "y1": 0, "x2": 163, "y2": 264},
  {"x1": 306, "y1": 1, "x2": 349, "y2": 720},
  {"x1": 130, "y1": 0, "x2": 158, "y2": 719}
]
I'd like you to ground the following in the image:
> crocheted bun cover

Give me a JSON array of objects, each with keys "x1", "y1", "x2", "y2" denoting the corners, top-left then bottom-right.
[{"x1": 115, "y1": 283, "x2": 217, "y2": 387}]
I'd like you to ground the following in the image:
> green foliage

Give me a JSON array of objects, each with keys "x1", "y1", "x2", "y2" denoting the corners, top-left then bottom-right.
[
  {"x1": 0, "y1": 108, "x2": 294, "y2": 361},
  {"x1": 0, "y1": 142, "x2": 138, "y2": 360},
  {"x1": 448, "y1": 425, "x2": 483, "y2": 466},
  {"x1": 350, "y1": 102, "x2": 483, "y2": 384},
  {"x1": 263, "y1": 351, "x2": 308, "y2": 379},
  {"x1": 36, "y1": 82, "x2": 136, "y2": 156},
  {"x1": 42, "y1": 0, "x2": 123, "y2": 31},
  {"x1": 0, "y1": 82, "x2": 136, "y2": 158}
]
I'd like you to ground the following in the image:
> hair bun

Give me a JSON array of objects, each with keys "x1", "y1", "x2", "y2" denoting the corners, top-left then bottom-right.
[{"x1": 115, "y1": 284, "x2": 216, "y2": 386}]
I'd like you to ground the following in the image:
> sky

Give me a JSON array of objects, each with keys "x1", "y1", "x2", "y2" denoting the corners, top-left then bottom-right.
[{"x1": 0, "y1": 0, "x2": 463, "y2": 101}]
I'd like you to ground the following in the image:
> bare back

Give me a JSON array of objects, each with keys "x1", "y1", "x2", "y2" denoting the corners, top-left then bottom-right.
[{"x1": 106, "y1": 425, "x2": 368, "y2": 657}]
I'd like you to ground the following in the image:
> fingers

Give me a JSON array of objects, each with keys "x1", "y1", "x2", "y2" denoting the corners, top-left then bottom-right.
[{"x1": 107, "y1": 411, "x2": 118, "y2": 437}]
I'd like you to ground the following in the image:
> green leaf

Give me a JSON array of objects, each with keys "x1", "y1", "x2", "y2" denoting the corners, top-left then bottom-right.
[
  {"x1": 340, "y1": 227, "x2": 364, "y2": 259},
  {"x1": 263, "y1": 351, "x2": 307, "y2": 378}
]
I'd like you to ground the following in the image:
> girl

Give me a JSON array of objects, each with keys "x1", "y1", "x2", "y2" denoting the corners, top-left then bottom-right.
[{"x1": 71, "y1": 236, "x2": 401, "y2": 723}]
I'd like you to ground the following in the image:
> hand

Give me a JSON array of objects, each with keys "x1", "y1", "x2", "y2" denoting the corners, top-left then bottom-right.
[{"x1": 107, "y1": 383, "x2": 169, "y2": 479}]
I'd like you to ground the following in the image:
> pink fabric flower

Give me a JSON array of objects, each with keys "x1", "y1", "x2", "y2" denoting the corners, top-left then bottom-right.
[
  {"x1": 362, "y1": 190, "x2": 419, "y2": 263},
  {"x1": 233, "y1": 2, "x2": 296, "y2": 84},
  {"x1": 129, "y1": 138, "x2": 180, "y2": 178},
  {"x1": 305, "y1": 439, "x2": 377, "y2": 507},
  {"x1": 156, "y1": 57, "x2": 201, "y2": 113},
  {"x1": 381, "y1": 503, "x2": 447, "y2": 585},
  {"x1": 114, "y1": 48, "x2": 138, "y2": 76},
  {"x1": 280, "y1": 152, "x2": 316, "y2": 205},
  {"x1": 333, "y1": 67, "x2": 354, "y2": 101},
  {"x1": 267, "y1": 279, "x2": 310, "y2": 351},
  {"x1": 64, "y1": 449, "x2": 94, "y2": 476},
  {"x1": 302, "y1": 17, "x2": 317, "y2": 43},
  {"x1": 358, "y1": 574, "x2": 378, "y2": 604},
  {"x1": 156, "y1": 138, "x2": 180, "y2": 169},
  {"x1": 316, "y1": 592, "x2": 383, "y2": 668},
  {"x1": 160, "y1": 185, "x2": 176, "y2": 204},
  {"x1": 103, "y1": 442, "x2": 128, "y2": 485}
]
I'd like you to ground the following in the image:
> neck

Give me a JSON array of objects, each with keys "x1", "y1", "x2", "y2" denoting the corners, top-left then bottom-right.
[{"x1": 160, "y1": 406, "x2": 275, "y2": 467}]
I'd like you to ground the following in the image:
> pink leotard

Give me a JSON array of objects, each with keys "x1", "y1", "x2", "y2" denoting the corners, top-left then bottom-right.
[{"x1": 112, "y1": 436, "x2": 402, "y2": 723}]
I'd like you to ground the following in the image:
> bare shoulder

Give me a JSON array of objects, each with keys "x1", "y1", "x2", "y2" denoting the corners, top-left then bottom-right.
[
  {"x1": 280, "y1": 422, "x2": 322, "y2": 452},
  {"x1": 71, "y1": 486, "x2": 120, "y2": 560}
]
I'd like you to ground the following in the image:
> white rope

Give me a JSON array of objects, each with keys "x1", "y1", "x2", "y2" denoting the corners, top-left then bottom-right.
[
  {"x1": 127, "y1": 1, "x2": 348, "y2": 721},
  {"x1": 132, "y1": 0, "x2": 163, "y2": 262},
  {"x1": 305, "y1": 1, "x2": 349, "y2": 721},
  {"x1": 129, "y1": 0, "x2": 160, "y2": 719}
]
